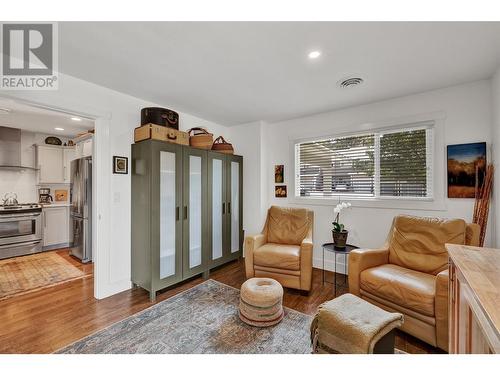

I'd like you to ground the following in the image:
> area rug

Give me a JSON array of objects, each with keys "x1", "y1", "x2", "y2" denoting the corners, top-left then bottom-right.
[
  {"x1": 0, "y1": 252, "x2": 87, "y2": 301},
  {"x1": 58, "y1": 279, "x2": 313, "y2": 354}
]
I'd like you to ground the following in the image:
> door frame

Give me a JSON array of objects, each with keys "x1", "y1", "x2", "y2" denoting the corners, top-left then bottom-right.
[{"x1": 0, "y1": 93, "x2": 111, "y2": 299}]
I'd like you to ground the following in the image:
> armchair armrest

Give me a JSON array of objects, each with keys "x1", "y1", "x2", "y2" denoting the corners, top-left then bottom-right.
[
  {"x1": 244, "y1": 233, "x2": 267, "y2": 278},
  {"x1": 300, "y1": 236, "x2": 313, "y2": 291},
  {"x1": 348, "y1": 248, "x2": 389, "y2": 296},
  {"x1": 435, "y1": 268, "x2": 449, "y2": 351}
]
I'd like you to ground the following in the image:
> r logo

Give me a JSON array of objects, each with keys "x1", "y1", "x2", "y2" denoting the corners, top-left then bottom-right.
[{"x1": 2, "y1": 23, "x2": 53, "y2": 76}]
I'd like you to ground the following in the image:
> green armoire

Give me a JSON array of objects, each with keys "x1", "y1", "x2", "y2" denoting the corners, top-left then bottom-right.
[{"x1": 131, "y1": 139, "x2": 243, "y2": 301}]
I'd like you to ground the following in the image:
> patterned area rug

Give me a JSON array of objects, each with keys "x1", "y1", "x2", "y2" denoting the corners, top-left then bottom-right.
[
  {"x1": 58, "y1": 280, "x2": 313, "y2": 354},
  {"x1": 0, "y1": 252, "x2": 87, "y2": 301}
]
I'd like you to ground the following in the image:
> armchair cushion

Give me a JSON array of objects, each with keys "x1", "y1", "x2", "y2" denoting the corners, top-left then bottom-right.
[
  {"x1": 348, "y1": 248, "x2": 389, "y2": 296},
  {"x1": 267, "y1": 206, "x2": 310, "y2": 245},
  {"x1": 360, "y1": 264, "x2": 436, "y2": 317},
  {"x1": 388, "y1": 215, "x2": 466, "y2": 275},
  {"x1": 254, "y1": 243, "x2": 301, "y2": 271}
]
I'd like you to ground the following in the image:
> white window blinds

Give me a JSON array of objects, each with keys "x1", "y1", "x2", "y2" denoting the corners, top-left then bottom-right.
[
  {"x1": 379, "y1": 128, "x2": 432, "y2": 198},
  {"x1": 295, "y1": 124, "x2": 433, "y2": 199}
]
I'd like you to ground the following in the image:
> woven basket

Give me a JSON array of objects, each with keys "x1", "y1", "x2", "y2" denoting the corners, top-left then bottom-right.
[
  {"x1": 211, "y1": 136, "x2": 234, "y2": 154},
  {"x1": 188, "y1": 127, "x2": 213, "y2": 149}
]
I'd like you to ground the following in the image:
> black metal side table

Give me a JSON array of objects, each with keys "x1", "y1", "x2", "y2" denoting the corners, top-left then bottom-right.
[{"x1": 321, "y1": 243, "x2": 359, "y2": 296}]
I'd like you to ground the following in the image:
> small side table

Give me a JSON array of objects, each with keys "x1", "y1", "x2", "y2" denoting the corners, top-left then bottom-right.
[{"x1": 321, "y1": 243, "x2": 359, "y2": 296}]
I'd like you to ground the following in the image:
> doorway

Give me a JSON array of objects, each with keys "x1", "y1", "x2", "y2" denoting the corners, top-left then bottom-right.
[{"x1": 0, "y1": 97, "x2": 97, "y2": 300}]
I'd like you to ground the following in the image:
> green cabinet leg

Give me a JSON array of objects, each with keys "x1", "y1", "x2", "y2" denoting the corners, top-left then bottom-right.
[{"x1": 202, "y1": 270, "x2": 210, "y2": 280}]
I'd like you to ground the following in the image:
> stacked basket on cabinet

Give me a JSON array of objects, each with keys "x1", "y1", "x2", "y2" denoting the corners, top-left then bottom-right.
[{"x1": 134, "y1": 107, "x2": 234, "y2": 154}]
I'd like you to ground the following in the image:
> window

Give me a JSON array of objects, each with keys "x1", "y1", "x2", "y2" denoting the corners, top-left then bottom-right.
[{"x1": 295, "y1": 124, "x2": 433, "y2": 199}]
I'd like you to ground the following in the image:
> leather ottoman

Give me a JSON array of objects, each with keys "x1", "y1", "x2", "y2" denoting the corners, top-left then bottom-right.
[{"x1": 239, "y1": 278, "x2": 284, "y2": 327}]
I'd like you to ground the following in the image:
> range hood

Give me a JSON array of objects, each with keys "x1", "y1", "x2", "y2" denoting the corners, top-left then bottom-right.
[{"x1": 0, "y1": 126, "x2": 37, "y2": 170}]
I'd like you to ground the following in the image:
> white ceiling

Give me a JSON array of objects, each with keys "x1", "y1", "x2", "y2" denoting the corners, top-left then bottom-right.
[
  {"x1": 0, "y1": 98, "x2": 94, "y2": 137},
  {"x1": 58, "y1": 22, "x2": 500, "y2": 125}
]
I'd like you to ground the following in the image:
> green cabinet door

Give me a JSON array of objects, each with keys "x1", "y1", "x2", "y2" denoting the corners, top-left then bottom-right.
[
  {"x1": 182, "y1": 147, "x2": 208, "y2": 278},
  {"x1": 226, "y1": 154, "x2": 243, "y2": 260},
  {"x1": 207, "y1": 151, "x2": 227, "y2": 268},
  {"x1": 150, "y1": 141, "x2": 184, "y2": 293}
]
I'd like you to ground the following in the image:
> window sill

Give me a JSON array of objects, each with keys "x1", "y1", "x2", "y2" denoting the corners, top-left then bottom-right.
[{"x1": 290, "y1": 196, "x2": 447, "y2": 211}]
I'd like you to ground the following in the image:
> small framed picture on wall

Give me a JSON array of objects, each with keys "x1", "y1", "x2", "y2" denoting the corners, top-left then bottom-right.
[
  {"x1": 274, "y1": 165, "x2": 284, "y2": 183},
  {"x1": 113, "y1": 156, "x2": 128, "y2": 174},
  {"x1": 275, "y1": 185, "x2": 287, "y2": 198}
]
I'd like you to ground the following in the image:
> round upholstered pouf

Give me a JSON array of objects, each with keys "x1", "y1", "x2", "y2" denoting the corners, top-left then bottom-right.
[{"x1": 239, "y1": 277, "x2": 284, "y2": 327}]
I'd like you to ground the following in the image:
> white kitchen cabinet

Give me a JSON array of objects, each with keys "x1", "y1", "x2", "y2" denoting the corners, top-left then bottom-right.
[
  {"x1": 43, "y1": 206, "x2": 71, "y2": 249},
  {"x1": 37, "y1": 145, "x2": 64, "y2": 183},
  {"x1": 74, "y1": 136, "x2": 93, "y2": 158},
  {"x1": 36, "y1": 145, "x2": 75, "y2": 184},
  {"x1": 63, "y1": 148, "x2": 75, "y2": 182}
]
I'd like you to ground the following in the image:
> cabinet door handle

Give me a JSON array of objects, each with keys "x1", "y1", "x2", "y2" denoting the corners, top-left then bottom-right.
[
  {"x1": 183, "y1": 206, "x2": 188, "y2": 220},
  {"x1": 176, "y1": 207, "x2": 179, "y2": 221},
  {"x1": 222, "y1": 202, "x2": 225, "y2": 215},
  {"x1": 228, "y1": 202, "x2": 231, "y2": 215}
]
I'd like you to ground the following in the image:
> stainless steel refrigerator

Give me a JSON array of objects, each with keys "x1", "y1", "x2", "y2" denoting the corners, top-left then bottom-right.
[{"x1": 70, "y1": 157, "x2": 92, "y2": 263}]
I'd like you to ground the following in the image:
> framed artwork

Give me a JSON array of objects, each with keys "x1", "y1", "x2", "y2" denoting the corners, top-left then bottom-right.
[
  {"x1": 113, "y1": 156, "x2": 128, "y2": 174},
  {"x1": 54, "y1": 189, "x2": 68, "y2": 202},
  {"x1": 274, "y1": 165, "x2": 284, "y2": 183},
  {"x1": 275, "y1": 185, "x2": 287, "y2": 198},
  {"x1": 447, "y1": 142, "x2": 486, "y2": 198}
]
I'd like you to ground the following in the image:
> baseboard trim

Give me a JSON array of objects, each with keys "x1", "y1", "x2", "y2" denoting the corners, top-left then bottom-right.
[{"x1": 42, "y1": 242, "x2": 72, "y2": 252}]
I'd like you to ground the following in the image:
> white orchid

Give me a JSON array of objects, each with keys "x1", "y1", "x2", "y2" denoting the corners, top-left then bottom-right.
[
  {"x1": 333, "y1": 202, "x2": 351, "y2": 214},
  {"x1": 332, "y1": 201, "x2": 351, "y2": 232}
]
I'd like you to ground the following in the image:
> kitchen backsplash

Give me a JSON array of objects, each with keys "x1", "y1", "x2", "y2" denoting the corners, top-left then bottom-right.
[{"x1": 0, "y1": 130, "x2": 71, "y2": 204}]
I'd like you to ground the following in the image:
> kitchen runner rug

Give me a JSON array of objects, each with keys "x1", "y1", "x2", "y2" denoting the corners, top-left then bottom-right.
[{"x1": 0, "y1": 251, "x2": 87, "y2": 301}]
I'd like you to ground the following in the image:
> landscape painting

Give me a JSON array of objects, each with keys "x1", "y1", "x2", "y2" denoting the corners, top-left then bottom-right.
[{"x1": 447, "y1": 142, "x2": 486, "y2": 198}]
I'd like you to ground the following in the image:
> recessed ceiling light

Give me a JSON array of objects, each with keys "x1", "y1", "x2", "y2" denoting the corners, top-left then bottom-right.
[
  {"x1": 54, "y1": 127, "x2": 65, "y2": 131},
  {"x1": 308, "y1": 50, "x2": 321, "y2": 59},
  {"x1": 70, "y1": 117, "x2": 82, "y2": 122}
]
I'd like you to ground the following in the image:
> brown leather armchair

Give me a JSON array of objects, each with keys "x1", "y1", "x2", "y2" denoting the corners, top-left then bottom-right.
[
  {"x1": 244, "y1": 206, "x2": 314, "y2": 292},
  {"x1": 348, "y1": 215, "x2": 480, "y2": 352}
]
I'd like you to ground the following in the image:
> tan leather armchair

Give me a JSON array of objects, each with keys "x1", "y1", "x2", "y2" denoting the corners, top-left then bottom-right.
[
  {"x1": 348, "y1": 215, "x2": 480, "y2": 352},
  {"x1": 245, "y1": 206, "x2": 314, "y2": 292}
]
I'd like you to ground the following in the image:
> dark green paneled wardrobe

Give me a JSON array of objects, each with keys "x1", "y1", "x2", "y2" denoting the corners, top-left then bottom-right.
[{"x1": 131, "y1": 139, "x2": 243, "y2": 301}]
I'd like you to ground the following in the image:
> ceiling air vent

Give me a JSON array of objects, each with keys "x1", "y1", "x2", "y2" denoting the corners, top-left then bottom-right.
[{"x1": 338, "y1": 77, "x2": 364, "y2": 89}]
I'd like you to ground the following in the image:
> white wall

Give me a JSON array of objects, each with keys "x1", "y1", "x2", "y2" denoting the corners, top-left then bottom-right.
[
  {"x1": 1, "y1": 72, "x2": 230, "y2": 299},
  {"x1": 492, "y1": 68, "x2": 500, "y2": 248},
  {"x1": 238, "y1": 80, "x2": 493, "y2": 272},
  {"x1": 0, "y1": 130, "x2": 70, "y2": 203},
  {"x1": 230, "y1": 121, "x2": 269, "y2": 237}
]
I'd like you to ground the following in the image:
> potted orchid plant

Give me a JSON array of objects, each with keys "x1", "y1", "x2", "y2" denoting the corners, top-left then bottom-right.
[{"x1": 332, "y1": 201, "x2": 351, "y2": 248}]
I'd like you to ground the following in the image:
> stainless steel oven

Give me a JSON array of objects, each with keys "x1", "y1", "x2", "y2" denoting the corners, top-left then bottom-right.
[{"x1": 0, "y1": 210, "x2": 42, "y2": 259}]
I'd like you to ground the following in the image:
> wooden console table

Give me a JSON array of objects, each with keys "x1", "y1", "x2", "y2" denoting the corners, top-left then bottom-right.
[{"x1": 447, "y1": 244, "x2": 500, "y2": 354}]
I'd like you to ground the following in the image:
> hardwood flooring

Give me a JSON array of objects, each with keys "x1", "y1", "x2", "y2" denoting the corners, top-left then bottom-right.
[{"x1": 0, "y1": 250, "x2": 442, "y2": 354}]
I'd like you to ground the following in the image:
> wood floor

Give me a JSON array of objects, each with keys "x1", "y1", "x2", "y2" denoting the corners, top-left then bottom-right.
[{"x1": 0, "y1": 250, "x2": 442, "y2": 354}]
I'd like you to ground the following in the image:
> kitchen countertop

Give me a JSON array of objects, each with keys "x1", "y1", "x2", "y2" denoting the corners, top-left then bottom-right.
[
  {"x1": 41, "y1": 203, "x2": 71, "y2": 208},
  {"x1": 446, "y1": 244, "x2": 500, "y2": 350}
]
